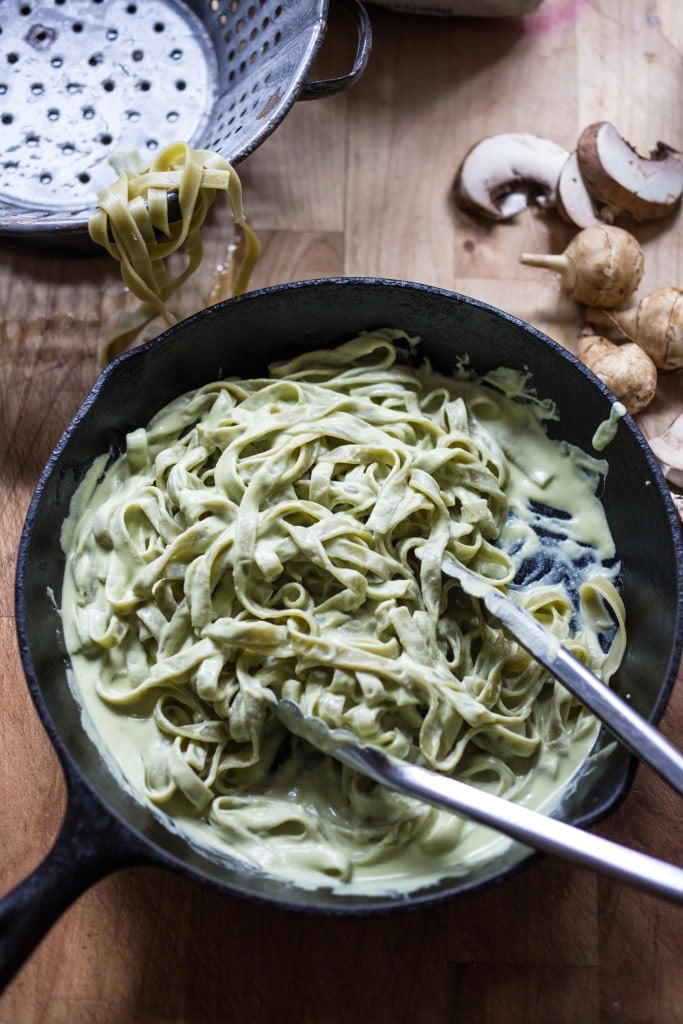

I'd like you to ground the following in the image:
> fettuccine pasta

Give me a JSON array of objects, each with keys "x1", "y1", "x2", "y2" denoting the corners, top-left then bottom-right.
[
  {"x1": 61, "y1": 331, "x2": 625, "y2": 892},
  {"x1": 89, "y1": 141, "x2": 260, "y2": 364}
]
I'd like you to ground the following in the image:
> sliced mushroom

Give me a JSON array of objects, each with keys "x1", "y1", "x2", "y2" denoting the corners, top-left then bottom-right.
[
  {"x1": 556, "y1": 151, "x2": 611, "y2": 228},
  {"x1": 577, "y1": 122, "x2": 683, "y2": 221},
  {"x1": 454, "y1": 133, "x2": 570, "y2": 220},
  {"x1": 648, "y1": 412, "x2": 683, "y2": 489}
]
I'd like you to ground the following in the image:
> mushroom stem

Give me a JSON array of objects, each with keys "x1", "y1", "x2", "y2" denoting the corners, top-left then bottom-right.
[{"x1": 519, "y1": 253, "x2": 568, "y2": 272}]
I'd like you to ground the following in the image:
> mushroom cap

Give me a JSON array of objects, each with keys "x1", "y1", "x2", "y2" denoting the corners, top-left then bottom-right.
[
  {"x1": 577, "y1": 334, "x2": 657, "y2": 415},
  {"x1": 634, "y1": 287, "x2": 683, "y2": 370},
  {"x1": 577, "y1": 122, "x2": 683, "y2": 221},
  {"x1": 566, "y1": 225, "x2": 644, "y2": 307},
  {"x1": 454, "y1": 133, "x2": 570, "y2": 220}
]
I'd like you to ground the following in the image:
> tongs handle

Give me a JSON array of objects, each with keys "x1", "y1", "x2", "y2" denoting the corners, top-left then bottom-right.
[
  {"x1": 483, "y1": 586, "x2": 683, "y2": 797},
  {"x1": 340, "y1": 742, "x2": 683, "y2": 904},
  {"x1": 544, "y1": 642, "x2": 683, "y2": 794},
  {"x1": 441, "y1": 560, "x2": 683, "y2": 798},
  {"x1": 277, "y1": 699, "x2": 683, "y2": 905}
]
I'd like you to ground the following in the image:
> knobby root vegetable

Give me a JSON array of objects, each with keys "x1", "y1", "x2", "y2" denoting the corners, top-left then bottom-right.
[
  {"x1": 576, "y1": 334, "x2": 657, "y2": 415},
  {"x1": 587, "y1": 287, "x2": 683, "y2": 371},
  {"x1": 520, "y1": 225, "x2": 644, "y2": 307}
]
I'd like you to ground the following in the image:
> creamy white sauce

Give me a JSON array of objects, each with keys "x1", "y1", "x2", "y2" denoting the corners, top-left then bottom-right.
[
  {"x1": 60, "y1": 339, "x2": 623, "y2": 896},
  {"x1": 61, "y1": 651, "x2": 601, "y2": 894},
  {"x1": 592, "y1": 402, "x2": 627, "y2": 452}
]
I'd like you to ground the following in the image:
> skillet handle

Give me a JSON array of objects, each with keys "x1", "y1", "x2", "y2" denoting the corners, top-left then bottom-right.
[
  {"x1": 0, "y1": 768, "x2": 147, "y2": 993},
  {"x1": 299, "y1": 0, "x2": 372, "y2": 99}
]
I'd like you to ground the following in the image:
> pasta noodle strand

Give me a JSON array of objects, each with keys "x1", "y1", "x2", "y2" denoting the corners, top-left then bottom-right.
[{"x1": 62, "y1": 331, "x2": 625, "y2": 888}]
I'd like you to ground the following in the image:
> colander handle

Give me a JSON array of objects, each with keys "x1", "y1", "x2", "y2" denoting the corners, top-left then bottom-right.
[{"x1": 299, "y1": 0, "x2": 372, "y2": 100}]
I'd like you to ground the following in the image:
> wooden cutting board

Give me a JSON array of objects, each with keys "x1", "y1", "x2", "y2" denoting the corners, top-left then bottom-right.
[{"x1": 1, "y1": 2, "x2": 681, "y2": 1021}]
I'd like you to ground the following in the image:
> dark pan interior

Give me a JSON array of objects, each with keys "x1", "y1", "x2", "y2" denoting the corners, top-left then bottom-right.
[{"x1": 17, "y1": 277, "x2": 683, "y2": 912}]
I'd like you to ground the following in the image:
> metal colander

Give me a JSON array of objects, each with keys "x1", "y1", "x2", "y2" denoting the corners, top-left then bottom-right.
[{"x1": 0, "y1": 0, "x2": 370, "y2": 245}]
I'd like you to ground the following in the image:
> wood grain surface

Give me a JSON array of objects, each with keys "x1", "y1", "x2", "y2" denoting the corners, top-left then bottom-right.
[{"x1": 1, "y1": 1, "x2": 681, "y2": 1021}]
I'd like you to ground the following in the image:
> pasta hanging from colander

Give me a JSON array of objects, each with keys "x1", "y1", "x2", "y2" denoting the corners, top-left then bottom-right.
[{"x1": 89, "y1": 141, "x2": 260, "y2": 364}]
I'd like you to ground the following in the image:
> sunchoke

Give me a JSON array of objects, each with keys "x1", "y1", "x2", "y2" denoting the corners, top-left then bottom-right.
[
  {"x1": 577, "y1": 334, "x2": 657, "y2": 414},
  {"x1": 587, "y1": 286, "x2": 683, "y2": 371},
  {"x1": 520, "y1": 225, "x2": 644, "y2": 307}
]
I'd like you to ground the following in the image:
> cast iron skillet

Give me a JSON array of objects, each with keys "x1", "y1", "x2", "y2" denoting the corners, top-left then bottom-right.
[{"x1": 4, "y1": 278, "x2": 682, "y2": 989}]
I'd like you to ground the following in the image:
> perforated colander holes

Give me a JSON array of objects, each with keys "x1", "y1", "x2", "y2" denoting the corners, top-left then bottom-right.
[
  {"x1": 210, "y1": 0, "x2": 273, "y2": 24},
  {"x1": 217, "y1": 0, "x2": 284, "y2": 82},
  {"x1": 2, "y1": 0, "x2": 320, "y2": 222},
  {"x1": 4, "y1": 38, "x2": 191, "y2": 184},
  {"x1": 209, "y1": 72, "x2": 272, "y2": 151},
  {"x1": 225, "y1": 5, "x2": 279, "y2": 116}
]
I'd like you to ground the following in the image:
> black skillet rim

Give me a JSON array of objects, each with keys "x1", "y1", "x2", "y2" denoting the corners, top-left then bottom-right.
[{"x1": 14, "y1": 276, "x2": 683, "y2": 914}]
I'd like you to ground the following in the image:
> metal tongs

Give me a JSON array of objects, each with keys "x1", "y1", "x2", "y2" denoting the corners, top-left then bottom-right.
[
  {"x1": 440, "y1": 560, "x2": 683, "y2": 798},
  {"x1": 275, "y1": 562, "x2": 683, "y2": 903}
]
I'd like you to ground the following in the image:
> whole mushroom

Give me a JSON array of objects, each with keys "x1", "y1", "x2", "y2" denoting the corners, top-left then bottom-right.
[
  {"x1": 577, "y1": 334, "x2": 658, "y2": 415},
  {"x1": 587, "y1": 286, "x2": 683, "y2": 371},
  {"x1": 520, "y1": 225, "x2": 644, "y2": 307}
]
